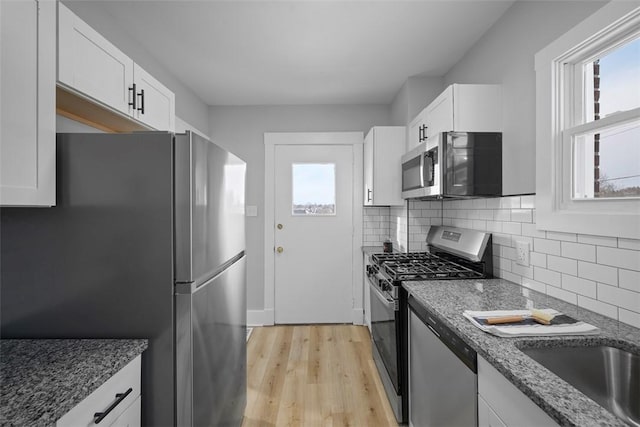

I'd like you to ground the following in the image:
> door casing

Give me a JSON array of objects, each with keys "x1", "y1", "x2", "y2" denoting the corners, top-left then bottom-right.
[{"x1": 264, "y1": 132, "x2": 364, "y2": 326}]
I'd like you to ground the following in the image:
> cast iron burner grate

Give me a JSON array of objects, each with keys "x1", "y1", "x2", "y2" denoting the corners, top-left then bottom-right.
[{"x1": 371, "y1": 252, "x2": 484, "y2": 281}]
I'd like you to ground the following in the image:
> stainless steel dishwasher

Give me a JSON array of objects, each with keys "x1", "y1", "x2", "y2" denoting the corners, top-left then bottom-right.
[{"x1": 408, "y1": 294, "x2": 478, "y2": 427}]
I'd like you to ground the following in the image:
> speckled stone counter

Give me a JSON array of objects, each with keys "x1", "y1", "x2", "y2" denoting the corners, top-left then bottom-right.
[
  {"x1": 404, "y1": 278, "x2": 640, "y2": 427},
  {"x1": 0, "y1": 339, "x2": 148, "y2": 426}
]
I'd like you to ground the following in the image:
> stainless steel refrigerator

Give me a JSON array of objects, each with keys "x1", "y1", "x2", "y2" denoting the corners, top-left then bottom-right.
[{"x1": 0, "y1": 131, "x2": 247, "y2": 426}]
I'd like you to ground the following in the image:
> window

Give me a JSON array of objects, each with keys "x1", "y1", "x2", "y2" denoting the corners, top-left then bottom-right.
[
  {"x1": 567, "y1": 36, "x2": 640, "y2": 200},
  {"x1": 291, "y1": 163, "x2": 336, "y2": 216},
  {"x1": 536, "y1": 4, "x2": 640, "y2": 238}
]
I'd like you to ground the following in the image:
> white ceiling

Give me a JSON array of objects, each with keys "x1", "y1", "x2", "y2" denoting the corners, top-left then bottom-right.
[{"x1": 66, "y1": 1, "x2": 514, "y2": 106}]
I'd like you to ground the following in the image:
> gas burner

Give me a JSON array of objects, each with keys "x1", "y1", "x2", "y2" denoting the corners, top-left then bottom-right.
[{"x1": 371, "y1": 251, "x2": 485, "y2": 281}]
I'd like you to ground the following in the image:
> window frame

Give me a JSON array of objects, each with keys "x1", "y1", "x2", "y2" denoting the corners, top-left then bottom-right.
[{"x1": 535, "y1": 3, "x2": 640, "y2": 239}]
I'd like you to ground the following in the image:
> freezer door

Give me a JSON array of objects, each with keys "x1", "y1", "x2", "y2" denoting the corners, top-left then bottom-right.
[
  {"x1": 176, "y1": 255, "x2": 247, "y2": 427},
  {"x1": 175, "y1": 132, "x2": 246, "y2": 285}
]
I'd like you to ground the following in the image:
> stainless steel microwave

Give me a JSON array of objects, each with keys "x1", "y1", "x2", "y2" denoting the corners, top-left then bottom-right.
[{"x1": 401, "y1": 132, "x2": 502, "y2": 199}]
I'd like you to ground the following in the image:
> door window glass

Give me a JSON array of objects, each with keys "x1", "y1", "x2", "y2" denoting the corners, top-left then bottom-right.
[{"x1": 292, "y1": 163, "x2": 336, "y2": 215}]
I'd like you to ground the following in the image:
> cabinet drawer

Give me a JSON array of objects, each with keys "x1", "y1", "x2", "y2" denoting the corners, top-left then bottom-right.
[
  {"x1": 110, "y1": 395, "x2": 141, "y2": 427},
  {"x1": 57, "y1": 355, "x2": 141, "y2": 427}
]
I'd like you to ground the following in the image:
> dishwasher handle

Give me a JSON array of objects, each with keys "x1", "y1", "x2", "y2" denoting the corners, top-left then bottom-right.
[{"x1": 408, "y1": 294, "x2": 477, "y2": 373}]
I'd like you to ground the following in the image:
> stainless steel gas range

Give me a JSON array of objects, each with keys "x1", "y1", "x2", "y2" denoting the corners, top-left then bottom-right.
[{"x1": 366, "y1": 226, "x2": 493, "y2": 424}]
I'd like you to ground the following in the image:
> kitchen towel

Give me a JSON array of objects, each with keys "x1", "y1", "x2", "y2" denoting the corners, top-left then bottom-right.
[{"x1": 463, "y1": 309, "x2": 600, "y2": 337}]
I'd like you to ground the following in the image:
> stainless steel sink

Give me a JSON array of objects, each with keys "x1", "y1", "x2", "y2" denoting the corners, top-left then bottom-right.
[{"x1": 521, "y1": 345, "x2": 639, "y2": 426}]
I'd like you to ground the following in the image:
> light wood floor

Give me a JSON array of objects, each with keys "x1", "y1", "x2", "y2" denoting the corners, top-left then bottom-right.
[{"x1": 242, "y1": 324, "x2": 399, "y2": 427}]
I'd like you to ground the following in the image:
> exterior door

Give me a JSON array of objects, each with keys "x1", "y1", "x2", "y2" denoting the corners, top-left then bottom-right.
[{"x1": 274, "y1": 144, "x2": 354, "y2": 324}]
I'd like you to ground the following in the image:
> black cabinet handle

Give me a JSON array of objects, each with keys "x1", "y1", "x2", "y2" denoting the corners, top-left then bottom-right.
[
  {"x1": 367, "y1": 188, "x2": 372, "y2": 202},
  {"x1": 137, "y1": 89, "x2": 145, "y2": 115},
  {"x1": 128, "y1": 84, "x2": 137, "y2": 110},
  {"x1": 93, "y1": 387, "x2": 133, "y2": 424}
]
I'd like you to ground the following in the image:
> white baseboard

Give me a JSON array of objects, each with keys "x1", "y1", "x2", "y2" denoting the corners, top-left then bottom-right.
[
  {"x1": 247, "y1": 309, "x2": 275, "y2": 326},
  {"x1": 352, "y1": 308, "x2": 364, "y2": 325}
]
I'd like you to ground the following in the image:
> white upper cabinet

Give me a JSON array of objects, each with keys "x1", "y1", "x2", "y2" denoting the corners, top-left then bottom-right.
[
  {"x1": 1, "y1": 0, "x2": 56, "y2": 206},
  {"x1": 57, "y1": 3, "x2": 175, "y2": 131},
  {"x1": 133, "y1": 64, "x2": 176, "y2": 132},
  {"x1": 364, "y1": 126, "x2": 405, "y2": 206},
  {"x1": 426, "y1": 84, "x2": 502, "y2": 135},
  {"x1": 58, "y1": 3, "x2": 134, "y2": 117},
  {"x1": 408, "y1": 109, "x2": 429, "y2": 149}
]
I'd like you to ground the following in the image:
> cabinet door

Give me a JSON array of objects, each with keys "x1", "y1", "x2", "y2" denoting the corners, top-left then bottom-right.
[
  {"x1": 58, "y1": 3, "x2": 134, "y2": 116},
  {"x1": 371, "y1": 127, "x2": 404, "y2": 206},
  {"x1": 363, "y1": 129, "x2": 374, "y2": 205},
  {"x1": 0, "y1": 0, "x2": 55, "y2": 206},
  {"x1": 408, "y1": 109, "x2": 428, "y2": 149},
  {"x1": 425, "y1": 85, "x2": 453, "y2": 136},
  {"x1": 133, "y1": 64, "x2": 175, "y2": 131}
]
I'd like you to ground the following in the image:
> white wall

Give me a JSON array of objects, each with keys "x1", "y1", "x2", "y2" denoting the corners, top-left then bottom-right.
[
  {"x1": 208, "y1": 105, "x2": 391, "y2": 312},
  {"x1": 390, "y1": 76, "x2": 444, "y2": 142},
  {"x1": 63, "y1": 1, "x2": 210, "y2": 134},
  {"x1": 444, "y1": 1, "x2": 606, "y2": 196}
]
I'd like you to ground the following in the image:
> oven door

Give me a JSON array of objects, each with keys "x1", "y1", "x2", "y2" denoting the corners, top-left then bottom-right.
[{"x1": 369, "y1": 278, "x2": 400, "y2": 392}]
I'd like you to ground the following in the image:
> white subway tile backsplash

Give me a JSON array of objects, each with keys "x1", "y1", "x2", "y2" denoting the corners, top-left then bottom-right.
[
  {"x1": 576, "y1": 234, "x2": 617, "y2": 247},
  {"x1": 492, "y1": 256, "x2": 511, "y2": 272},
  {"x1": 534, "y1": 238, "x2": 561, "y2": 256},
  {"x1": 530, "y1": 252, "x2": 547, "y2": 268},
  {"x1": 534, "y1": 266, "x2": 562, "y2": 287},
  {"x1": 597, "y1": 246, "x2": 640, "y2": 270},
  {"x1": 547, "y1": 255, "x2": 578, "y2": 276},
  {"x1": 485, "y1": 198, "x2": 501, "y2": 209},
  {"x1": 522, "y1": 223, "x2": 546, "y2": 238},
  {"x1": 405, "y1": 195, "x2": 640, "y2": 326},
  {"x1": 619, "y1": 309, "x2": 640, "y2": 329},
  {"x1": 521, "y1": 278, "x2": 546, "y2": 293},
  {"x1": 493, "y1": 209, "x2": 511, "y2": 222},
  {"x1": 472, "y1": 220, "x2": 487, "y2": 230},
  {"x1": 472, "y1": 199, "x2": 488, "y2": 209},
  {"x1": 597, "y1": 283, "x2": 640, "y2": 313},
  {"x1": 485, "y1": 221, "x2": 502, "y2": 233},
  {"x1": 498, "y1": 270, "x2": 522, "y2": 285},
  {"x1": 546, "y1": 231, "x2": 577, "y2": 242},
  {"x1": 577, "y1": 295, "x2": 618, "y2": 319},
  {"x1": 619, "y1": 238, "x2": 640, "y2": 251},
  {"x1": 577, "y1": 261, "x2": 618, "y2": 287},
  {"x1": 502, "y1": 222, "x2": 522, "y2": 235},
  {"x1": 500, "y1": 196, "x2": 521, "y2": 209},
  {"x1": 619, "y1": 269, "x2": 640, "y2": 292},
  {"x1": 561, "y1": 274, "x2": 596, "y2": 298},
  {"x1": 511, "y1": 262, "x2": 534, "y2": 279},
  {"x1": 561, "y1": 242, "x2": 596, "y2": 262},
  {"x1": 520, "y1": 195, "x2": 535, "y2": 209},
  {"x1": 546, "y1": 285, "x2": 578, "y2": 305},
  {"x1": 511, "y1": 209, "x2": 533, "y2": 223},
  {"x1": 492, "y1": 233, "x2": 512, "y2": 247}
]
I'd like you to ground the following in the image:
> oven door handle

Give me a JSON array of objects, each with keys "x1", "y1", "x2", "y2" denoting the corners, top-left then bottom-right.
[{"x1": 370, "y1": 281, "x2": 397, "y2": 312}]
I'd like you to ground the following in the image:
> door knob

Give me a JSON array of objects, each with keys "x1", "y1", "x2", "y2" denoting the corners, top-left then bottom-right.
[
  {"x1": 276, "y1": 246, "x2": 284, "y2": 253},
  {"x1": 277, "y1": 223, "x2": 283, "y2": 230}
]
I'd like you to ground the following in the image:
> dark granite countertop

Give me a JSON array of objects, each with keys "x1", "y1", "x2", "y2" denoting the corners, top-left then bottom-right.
[
  {"x1": 404, "y1": 278, "x2": 640, "y2": 427},
  {"x1": 0, "y1": 339, "x2": 148, "y2": 426}
]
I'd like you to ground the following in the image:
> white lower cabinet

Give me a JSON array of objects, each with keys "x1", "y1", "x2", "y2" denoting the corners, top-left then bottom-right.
[
  {"x1": 56, "y1": 356, "x2": 142, "y2": 427},
  {"x1": 477, "y1": 356, "x2": 559, "y2": 427},
  {"x1": 111, "y1": 395, "x2": 141, "y2": 427}
]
